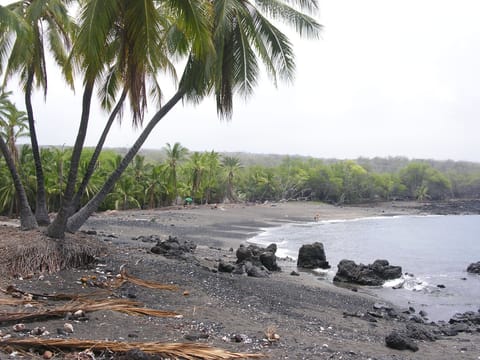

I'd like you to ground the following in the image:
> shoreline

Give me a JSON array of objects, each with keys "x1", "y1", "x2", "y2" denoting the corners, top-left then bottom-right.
[{"x1": 1, "y1": 200, "x2": 479, "y2": 359}]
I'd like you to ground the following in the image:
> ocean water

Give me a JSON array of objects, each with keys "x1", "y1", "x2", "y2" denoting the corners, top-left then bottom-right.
[{"x1": 249, "y1": 215, "x2": 480, "y2": 321}]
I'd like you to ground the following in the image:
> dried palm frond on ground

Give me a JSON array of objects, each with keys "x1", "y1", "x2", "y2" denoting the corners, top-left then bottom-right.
[
  {"x1": 0, "y1": 284, "x2": 100, "y2": 301},
  {"x1": 0, "y1": 297, "x2": 39, "y2": 307},
  {"x1": 0, "y1": 338, "x2": 264, "y2": 359},
  {"x1": 116, "y1": 268, "x2": 179, "y2": 291},
  {"x1": 0, "y1": 227, "x2": 107, "y2": 278},
  {"x1": 0, "y1": 299, "x2": 180, "y2": 323}
]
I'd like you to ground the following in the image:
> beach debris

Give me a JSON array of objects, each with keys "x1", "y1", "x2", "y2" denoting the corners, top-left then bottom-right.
[
  {"x1": 12, "y1": 323, "x2": 26, "y2": 332},
  {"x1": 0, "y1": 338, "x2": 264, "y2": 359},
  {"x1": 297, "y1": 242, "x2": 330, "y2": 270},
  {"x1": 42, "y1": 350, "x2": 53, "y2": 359},
  {"x1": 64, "y1": 323, "x2": 74, "y2": 333},
  {"x1": 0, "y1": 298, "x2": 180, "y2": 323},
  {"x1": 30, "y1": 327, "x2": 47, "y2": 336},
  {"x1": 114, "y1": 268, "x2": 178, "y2": 291},
  {"x1": 264, "y1": 326, "x2": 280, "y2": 343}
]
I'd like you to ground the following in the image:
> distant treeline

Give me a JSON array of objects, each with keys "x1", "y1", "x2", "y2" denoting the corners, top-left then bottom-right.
[{"x1": 1, "y1": 144, "x2": 479, "y2": 216}]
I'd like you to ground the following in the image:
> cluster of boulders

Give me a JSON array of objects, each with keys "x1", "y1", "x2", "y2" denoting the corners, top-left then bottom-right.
[
  {"x1": 345, "y1": 301, "x2": 480, "y2": 352},
  {"x1": 150, "y1": 235, "x2": 196, "y2": 260},
  {"x1": 467, "y1": 261, "x2": 480, "y2": 274},
  {"x1": 218, "y1": 243, "x2": 280, "y2": 278},
  {"x1": 333, "y1": 259, "x2": 403, "y2": 286}
]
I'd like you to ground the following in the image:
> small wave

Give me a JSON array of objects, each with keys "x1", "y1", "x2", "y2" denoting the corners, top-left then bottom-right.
[{"x1": 383, "y1": 274, "x2": 429, "y2": 291}]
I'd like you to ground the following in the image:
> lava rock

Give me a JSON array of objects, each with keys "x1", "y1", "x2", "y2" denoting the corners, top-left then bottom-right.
[
  {"x1": 218, "y1": 260, "x2": 235, "y2": 273},
  {"x1": 297, "y1": 242, "x2": 330, "y2": 269},
  {"x1": 150, "y1": 235, "x2": 196, "y2": 260},
  {"x1": 467, "y1": 261, "x2": 480, "y2": 274},
  {"x1": 334, "y1": 259, "x2": 402, "y2": 286},
  {"x1": 385, "y1": 332, "x2": 419, "y2": 352},
  {"x1": 234, "y1": 244, "x2": 281, "y2": 275}
]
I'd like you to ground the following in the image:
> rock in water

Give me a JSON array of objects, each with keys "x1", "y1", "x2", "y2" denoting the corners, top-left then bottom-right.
[
  {"x1": 297, "y1": 242, "x2": 330, "y2": 269},
  {"x1": 385, "y1": 332, "x2": 419, "y2": 352},
  {"x1": 467, "y1": 261, "x2": 480, "y2": 274},
  {"x1": 333, "y1": 259, "x2": 402, "y2": 286}
]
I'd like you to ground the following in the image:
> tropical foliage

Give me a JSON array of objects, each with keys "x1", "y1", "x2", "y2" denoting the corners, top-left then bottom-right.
[
  {"x1": 2, "y1": 137, "x2": 480, "y2": 218},
  {"x1": 0, "y1": 0, "x2": 322, "y2": 237}
]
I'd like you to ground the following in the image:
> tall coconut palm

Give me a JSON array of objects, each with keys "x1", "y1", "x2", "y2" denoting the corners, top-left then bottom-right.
[
  {"x1": 164, "y1": 142, "x2": 189, "y2": 204},
  {"x1": 0, "y1": 90, "x2": 36, "y2": 229},
  {"x1": 49, "y1": 0, "x2": 208, "y2": 238},
  {"x1": 0, "y1": 101, "x2": 29, "y2": 167},
  {"x1": 66, "y1": 0, "x2": 321, "y2": 234},
  {"x1": 185, "y1": 152, "x2": 207, "y2": 201},
  {"x1": 1, "y1": 0, "x2": 75, "y2": 226},
  {"x1": 222, "y1": 156, "x2": 242, "y2": 202}
]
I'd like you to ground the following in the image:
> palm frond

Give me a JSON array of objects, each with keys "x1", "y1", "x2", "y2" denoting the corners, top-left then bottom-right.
[{"x1": 0, "y1": 338, "x2": 265, "y2": 359}]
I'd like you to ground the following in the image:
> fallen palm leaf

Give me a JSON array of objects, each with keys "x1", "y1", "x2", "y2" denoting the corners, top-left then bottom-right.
[
  {"x1": 1, "y1": 285, "x2": 110, "y2": 301},
  {"x1": 0, "y1": 299, "x2": 180, "y2": 323},
  {"x1": 0, "y1": 297, "x2": 39, "y2": 306},
  {"x1": 117, "y1": 269, "x2": 179, "y2": 291},
  {"x1": 0, "y1": 338, "x2": 264, "y2": 359}
]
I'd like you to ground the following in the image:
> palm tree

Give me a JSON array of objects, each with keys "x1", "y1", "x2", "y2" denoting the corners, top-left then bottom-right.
[
  {"x1": 1, "y1": 0, "x2": 74, "y2": 226},
  {"x1": 48, "y1": 0, "x2": 211, "y2": 238},
  {"x1": 0, "y1": 98, "x2": 28, "y2": 167},
  {"x1": 144, "y1": 164, "x2": 169, "y2": 209},
  {"x1": 66, "y1": 0, "x2": 321, "y2": 234},
  {"x1": 185, "y1": 152, "x2": 207, "y2": 202},
  {"x1": 222, "y1": 156, "x2": 242, "y2": 202},
  {"x1": 203, "y1": 150, "x2": 221, "y2": 203},
  {"x1": 0, "y1": 91, "x2": 36, "y2": 229},
  {"x1": 164, "y1": 142, "x2": 189, "y2": 204}
]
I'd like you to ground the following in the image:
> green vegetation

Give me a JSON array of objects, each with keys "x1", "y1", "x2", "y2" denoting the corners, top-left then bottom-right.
[
  {"x1": 0, "y1": 0, "x2": 321, "y2": 237},
  {"x1": 1, "y1": 140, "x2": 479, "y2": 217}
]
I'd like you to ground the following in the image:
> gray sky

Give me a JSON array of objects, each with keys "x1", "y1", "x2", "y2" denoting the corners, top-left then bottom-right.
[{"x1": 4, "y1": 0, "x2": 480, "y2": 162}]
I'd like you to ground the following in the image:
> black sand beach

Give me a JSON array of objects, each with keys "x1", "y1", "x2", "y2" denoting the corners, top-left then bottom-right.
[{"x1": 1, "y1": 201, "x2": 479, "y2": 359}]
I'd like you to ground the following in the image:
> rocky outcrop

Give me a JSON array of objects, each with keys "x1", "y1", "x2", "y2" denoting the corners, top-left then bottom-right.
[
  {"x1": 218, "y1": 243, "x2": 281, "y2": 278},
  {"x1": 151, "y1": 235, "x2": 196, "y2": 260},
  {"x1": 467, "y1": 261, "x2": 480, "y2": 274},
  {"x1": 296, "y1": 242, "x2": 330, "y2": 269},
  {"x1": 333, "y1": 259, "x2": 402, "y2": 286}
]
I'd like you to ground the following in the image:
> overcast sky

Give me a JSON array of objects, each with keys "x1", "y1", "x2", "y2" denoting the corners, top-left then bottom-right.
[{"x1": 4, "y1": 0, "x2": 480, "y2": 162}]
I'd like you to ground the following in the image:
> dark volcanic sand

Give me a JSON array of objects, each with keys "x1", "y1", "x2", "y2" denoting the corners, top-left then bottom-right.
[{"x1": 1, "y1": 201, "x2": 479, "y2": 359}]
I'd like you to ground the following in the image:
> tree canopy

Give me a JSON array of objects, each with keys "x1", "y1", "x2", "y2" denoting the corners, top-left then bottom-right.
[{"x1": 0, "y1": 0, "x2": 322, "y2": 238}]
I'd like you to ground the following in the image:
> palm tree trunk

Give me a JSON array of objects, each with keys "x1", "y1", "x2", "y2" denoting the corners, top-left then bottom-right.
[
  {"x1": 25, "y1": 70, "x2": 50, "y2": 225},
  {"x1": 66, "y1": 90, "x2": 184, "y2": 233},
  {"x1": 70, "y1": 88, "x2": 128, "y2": 212},
  {"x1": 47, "y1": 80, "x2": 95, "y2": 239},
  {"x1": 0, "y1": 136, "x2": 37, "y2": 230}
]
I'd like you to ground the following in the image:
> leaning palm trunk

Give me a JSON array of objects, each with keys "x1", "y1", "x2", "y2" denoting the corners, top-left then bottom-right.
[
  {"x1": 66, "y1": 90, "x2": 184, "y2": 233},
  {"x1": 70, "y1": 88, "x2": 128, "y2": 213},
  {"x1": 25, "y1": 71, "x2": 50, "y2": 225},
  {"x1": 47, "y1": 81, "x2": 95, "y2": 239},
  {"x1": 0, "y1": 136, "x2": 37, "y2": 230}
]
